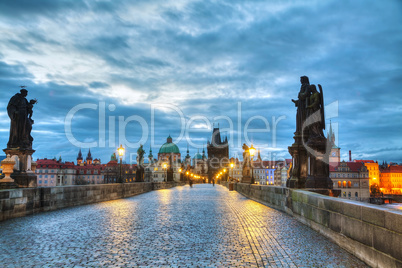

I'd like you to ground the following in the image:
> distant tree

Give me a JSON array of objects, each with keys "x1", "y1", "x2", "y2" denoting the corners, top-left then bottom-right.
[{"x1": 370, "y1": 183, "x2": 381, "y2": 196}]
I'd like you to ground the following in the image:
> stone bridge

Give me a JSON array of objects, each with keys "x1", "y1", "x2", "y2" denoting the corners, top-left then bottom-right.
[{"x1": 0, "y1": 182, "x2": 400, "y2": 267}]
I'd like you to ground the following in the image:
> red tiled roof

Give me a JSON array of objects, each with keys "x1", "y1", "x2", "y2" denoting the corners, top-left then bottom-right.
[
  {"x1": 354, "y1": 160, "x2": 375, "y2": 163},
  {"x1": 381, "y1": 165, "x2": 402, "y2": 173},
  {"x1": 330, "y1": 161, "x2": 365, "y2": 172}
]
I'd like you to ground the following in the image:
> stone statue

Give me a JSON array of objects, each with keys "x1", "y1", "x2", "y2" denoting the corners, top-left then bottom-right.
[
  {"x1": 288, "y1": 76, "x2": 334, "y2": 193},
  {"x1": 137, "y1": 144, "x2": 145, "y2": 166},
  {"x1": 135, "y1": 145, "x2": 145, "y2": 182},
  {"x1": 7, "y1": 89, "x2": 37, "y2": 149},
  {"x1": 306, "y1": 84, "x2": 325, "y2": 139},
  {"x1": 292, "y1": 76, "x2": 310, "y2": 137}
]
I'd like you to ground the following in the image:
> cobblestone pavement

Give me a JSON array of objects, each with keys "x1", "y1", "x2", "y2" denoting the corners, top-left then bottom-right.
[{"x1": 0, "y1": 184, "x2": 369, "y2": 267}]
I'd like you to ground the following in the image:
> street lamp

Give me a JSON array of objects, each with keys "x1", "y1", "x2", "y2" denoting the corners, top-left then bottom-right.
[
  {"x1": 117, "y1": 144, "x2": 125, "y2": 183},
  {"x1": 230, "y1": 162, "x2": 234, "y2": 181},
  {"x1": 163, "y1": 163, "x2": 167, "y2": 182},
  {"x1": 249, "y1": 144, "x2": 256, "y2": 184}
]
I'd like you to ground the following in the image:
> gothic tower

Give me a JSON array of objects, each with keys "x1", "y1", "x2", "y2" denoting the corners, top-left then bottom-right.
[{"x1": 207, "y1": 126, "x2": 229, "y2": 181}]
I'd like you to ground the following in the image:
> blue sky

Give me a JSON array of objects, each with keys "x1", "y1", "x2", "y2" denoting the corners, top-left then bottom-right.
[{"x1": 0, "y1": 0, "x2": 401, "y2": 164}]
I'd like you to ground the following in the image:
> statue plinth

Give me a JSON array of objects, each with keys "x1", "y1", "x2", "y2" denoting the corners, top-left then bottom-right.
[
  {"x1": 304, "y1": 137, "x2": 333, "y2": 191},
  {"x1": 287, "y1": 132, "x2": 309, "y2": 188},
  {"x1": 135, "y1": 167, "x2": 144, "y2": 182},
  {"x1": 3, "y1": 148, "x2": 37, "y2": 188}
]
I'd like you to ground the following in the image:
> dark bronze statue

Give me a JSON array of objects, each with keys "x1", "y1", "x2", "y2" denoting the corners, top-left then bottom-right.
[
  {"x1": 137, "y1": 144, "x2": 145, "y2": 166},
  {"x1": 135, "y1": 144, "x2": 145, "y2": 182},
  {"x1": 288, "y1": 76, "x2": 334, "y2": 192},
  {"x1": 7, "y1": 88, "x2": 37, "y2": 149},
  {"x1": 292, "y1": 76, "x2": 310, "y2": 137},
  {"x1": 305, "y1": 84, "x2": 325, "y2": 139}
]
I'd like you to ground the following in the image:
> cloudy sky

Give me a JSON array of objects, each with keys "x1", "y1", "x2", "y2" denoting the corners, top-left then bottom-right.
[{"x1": 0, "y1": 0, "x2": 401, "y2": 164}]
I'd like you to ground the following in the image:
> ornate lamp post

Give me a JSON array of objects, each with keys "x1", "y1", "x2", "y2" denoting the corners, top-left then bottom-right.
[
  {"x1": 249, "y1": 144, "x2": 256, "y2": 184},
  {"x1": 230, "y1": 162, "x2": 234, "y2": 181},
  {"x1": 118, "y1": 144, "x2": 125, "y2": 183}
]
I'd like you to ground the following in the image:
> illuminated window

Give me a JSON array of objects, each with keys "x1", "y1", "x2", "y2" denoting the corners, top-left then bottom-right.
[
  {"x1": 348, "y1": 181, "x2": 352, "y2": 188},
  {"x1": 343, "y1": 181, "x2": 347, "y2": 188},
  {"x1": 338, "y1": 181, "x2": 341, "y2": 188}
]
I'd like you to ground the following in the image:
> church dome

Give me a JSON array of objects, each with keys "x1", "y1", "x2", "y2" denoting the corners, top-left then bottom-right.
[
  {"x1": 158, "y1": 135, "x2": 180, "y2": 154},
  {"x1": 194, "y1": 151, "x2": 202, "y2": 160}
]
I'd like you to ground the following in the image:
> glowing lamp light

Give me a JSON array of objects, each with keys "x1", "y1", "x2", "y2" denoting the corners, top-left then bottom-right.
[
  {"x1": 230, "y1": 163, "x2": 234, "y2": 168},
  {"x1": 223, "y1": 169, "x2": 226, "y2": 172},
  {"x1": 163, "y1": 163, "x2": 167, "y2": 169},
  {"x1": 179, "y1": 168, "x2": 182, "y2": 172},
  {"x1": 249, "y1": 144, "x2": 256, "y2": 158},
  {"x1": 186, "y1": 171, "x2": 189, "y2": 175},
  {"x1": 117, "y1": 144, "x2": 125, "y2": 157}
]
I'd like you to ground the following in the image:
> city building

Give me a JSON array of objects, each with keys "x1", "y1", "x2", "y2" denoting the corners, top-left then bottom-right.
[
  {"x1": 229, "y1": 158, "x2": 242, "y2": 182},
  {"x1": 379, "y1": 165, "x2": 402, "y2": 194},
  {"x1": 354, "y1": 160, "x2": 380, "y2": 191},
  {"x1": 330, "y1": 161, "x2": 370, "y2": 202},
  {"x1": 36, "y1": 158, "x2": 76, "y2": 186},
  {"x1": 193, "y1": 148, "x2": 208, "y2": 178}
]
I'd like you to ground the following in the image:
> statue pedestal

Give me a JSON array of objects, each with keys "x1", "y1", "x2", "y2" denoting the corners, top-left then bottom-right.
[
  {"x1": 304, "y1": 137, "x2": 333, "y2": 190},
  {"x1": 167, "y1": 169, "x2": 174, "y2": 182},
  {"x1": 287, "y1": 132, "x2": 308, "y2": 188},
  {"x1": 3, "y1": 148, "x2": 37, "y2": 188},
  {"x1": 135, "y1": 167, "x2": 144, "y2": 182}
]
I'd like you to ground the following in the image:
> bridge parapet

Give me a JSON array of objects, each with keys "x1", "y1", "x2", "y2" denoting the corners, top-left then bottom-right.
[
  {"x1": 228, "y1": 183, "x2": 402, "y2": 268},
  {"x1": 0, "y1": 182, "x2": 184, "y2": 222}
]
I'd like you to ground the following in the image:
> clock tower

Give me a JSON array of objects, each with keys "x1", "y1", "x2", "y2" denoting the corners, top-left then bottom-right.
[{"x1": 328, "y1": 122, "x2": 340, "y2": 164}]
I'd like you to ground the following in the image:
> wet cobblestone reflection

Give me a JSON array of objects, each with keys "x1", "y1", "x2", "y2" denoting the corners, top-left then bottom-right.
[{"x1": 0, "y1": 185, "x2": 368, "y2": 267}]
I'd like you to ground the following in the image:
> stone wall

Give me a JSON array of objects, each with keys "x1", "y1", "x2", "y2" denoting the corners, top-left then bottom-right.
[
  {"x1": 227, "y1": 182, "x2": 402, "y2": 268},
  {"x1": 0, "y1": 182, "x2": 184, "y2": 222}
]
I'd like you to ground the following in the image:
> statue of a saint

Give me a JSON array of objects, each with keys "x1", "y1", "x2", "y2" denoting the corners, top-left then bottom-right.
[
  {"x1": 7, "y1": 89, "x2": 37, "y2": 149},
  {"x1": 306, "y1": 84, "x2": 325, "y2": 139},
  {"x1": 137, "y1": 144, "x2": 145, "y2": 166},
  {"x1": 292, "y1": 76, "x2": 310, "y2": 136}
]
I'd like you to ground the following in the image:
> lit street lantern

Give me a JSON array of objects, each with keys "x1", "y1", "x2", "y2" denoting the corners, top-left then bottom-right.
[
  {"x1": 117, "y1": 144, "x2": 125, "y2": 183},
  {"x1": 249, "y1": 144, "x2": 256, "y2": 184}
]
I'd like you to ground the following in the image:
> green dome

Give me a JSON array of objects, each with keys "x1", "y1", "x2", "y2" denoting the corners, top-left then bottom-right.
[
  {"x1": 193, "y1": 152, "x2": 202, "y2": 159},
  {"x1": 158, "y1": 136, "x2": 180, "y2": 154},
  {"x1": 159, "y1": 143, "x2": 180, "y2": 154}
]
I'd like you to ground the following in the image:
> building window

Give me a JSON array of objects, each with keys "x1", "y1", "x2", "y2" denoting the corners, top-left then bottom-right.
[
  {"x1": 39, "y1": 180, "x2": 42, "y2": 184},
  {"x1": 355, "y1": 192, "x2": 358, "y2": 197},
  {"x1": 338, "y1": 181, "x2": 341, "y2": 188},
  {"x1": 348, "y1": 181, "x2": 351, "y2": 188},
  {"x1": 348, "y1": 192, "x2": 351, "y2": 198},
  {"x1": 51, "y1": 175, "x2": 54, "y2": 178},
  {"x1": 45, "y1": 180, "x2": 48, "y2": 184},
  {"x1": 343, "y1": 181, "x2": 347, "y2": 188},
  {"x1": 45, "y1": 175, "x2": 48, "y2": 178}
]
